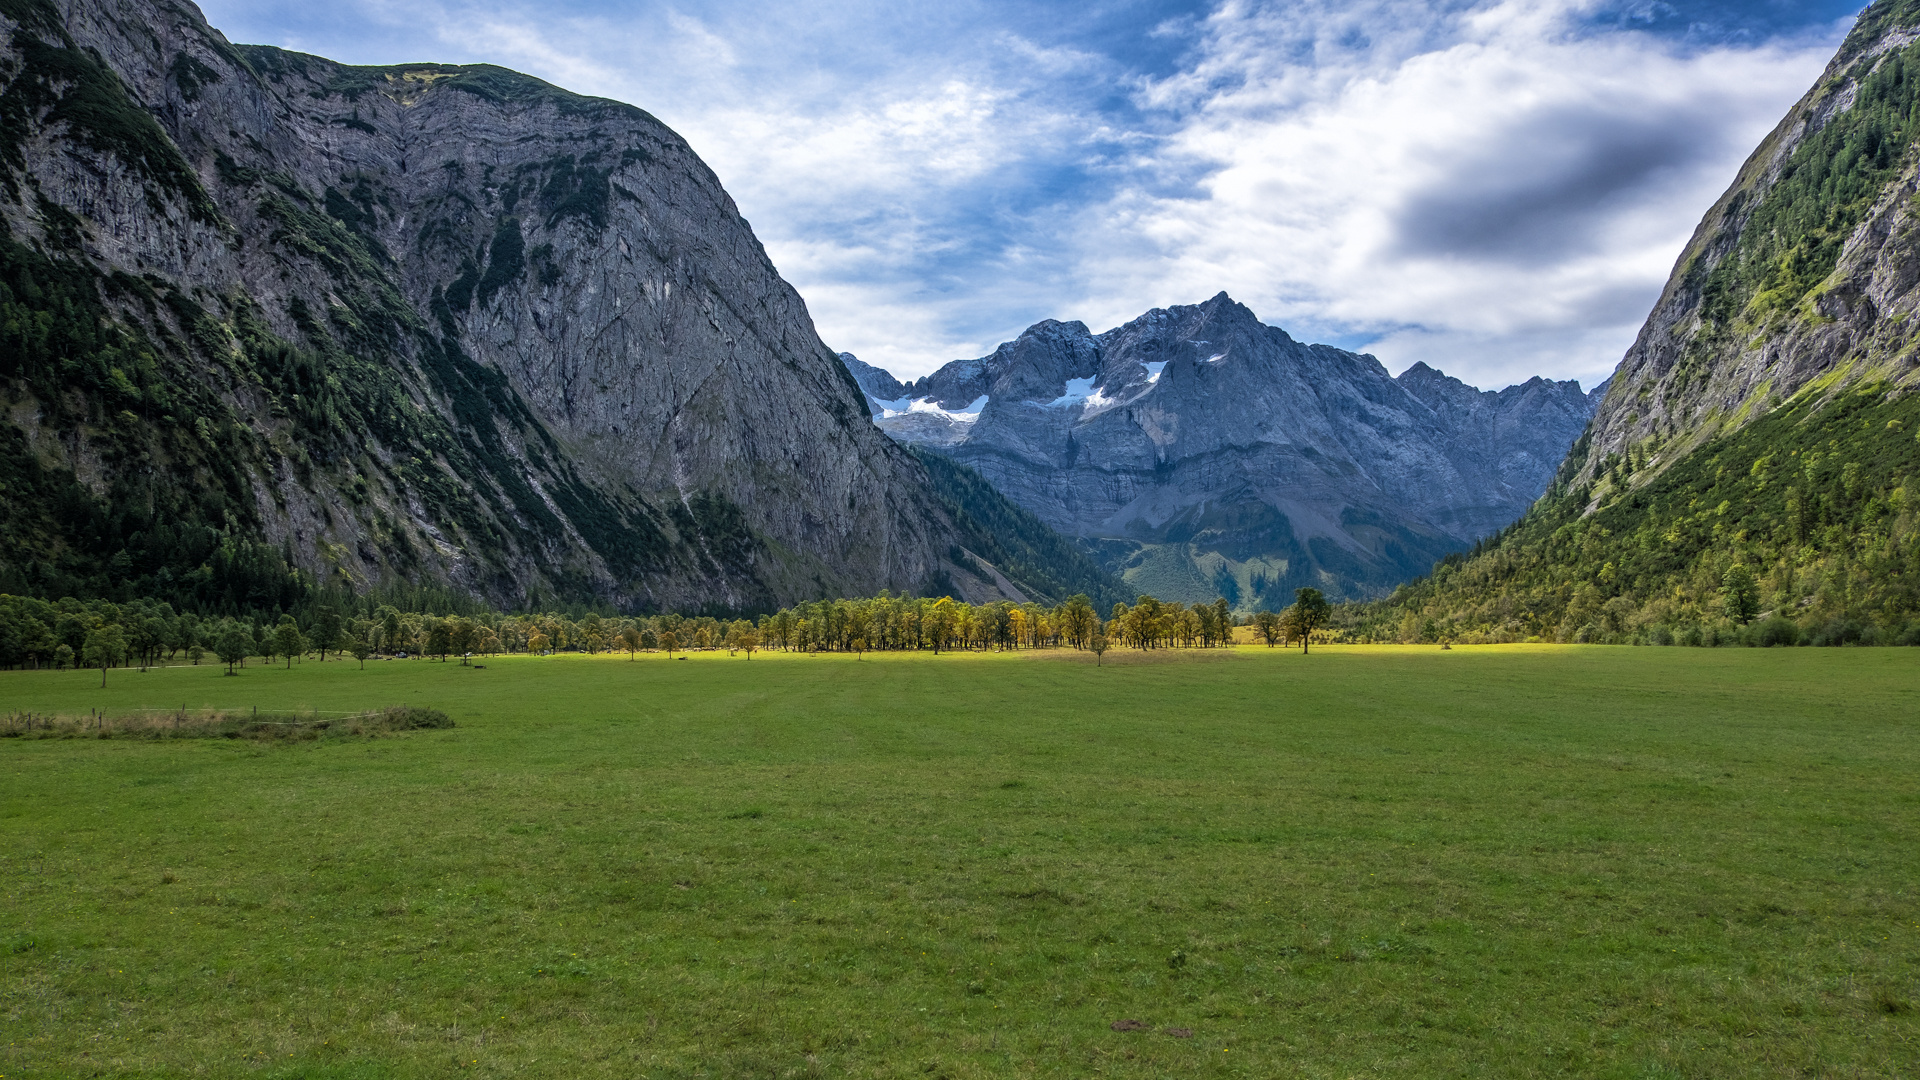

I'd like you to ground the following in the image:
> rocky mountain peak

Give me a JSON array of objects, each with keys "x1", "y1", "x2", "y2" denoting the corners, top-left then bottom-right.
[{"x1": 846, "y1": 297, "x2": 1598, "y2": 605}]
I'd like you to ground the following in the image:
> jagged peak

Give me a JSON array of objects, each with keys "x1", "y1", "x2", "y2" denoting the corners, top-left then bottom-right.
[
  {"x1": 1012, "y1": 318, "x2": 1093, "y2": 341},
  {"x1": 1397, "y1": 360, "x2": 1450, "y2": 381}
]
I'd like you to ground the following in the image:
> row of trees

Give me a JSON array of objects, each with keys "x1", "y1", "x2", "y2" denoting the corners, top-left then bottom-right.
[{"x1": 0, "y1": 588, "x2": 1342, "y2": 676}]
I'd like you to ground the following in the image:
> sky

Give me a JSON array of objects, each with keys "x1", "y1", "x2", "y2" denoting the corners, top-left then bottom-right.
[{"x1": 195, "y1": 0, "x2": 1865, "y2": 389}]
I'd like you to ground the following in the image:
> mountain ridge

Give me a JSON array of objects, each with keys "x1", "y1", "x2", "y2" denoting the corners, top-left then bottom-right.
[{"x1": 844, "y1": 293, "x2": 1598, "y2": 607}]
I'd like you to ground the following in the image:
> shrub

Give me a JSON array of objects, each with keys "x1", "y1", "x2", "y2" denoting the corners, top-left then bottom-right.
[
  {"x1": 378, "y1": 706, "x2": 454, "y2": 730},
  {"x1": 1808, "y1": 619, "x2": 1867, "y2": 647},
  {"x1": 1751, "y1": 617, "x2": 1801, "y2": 648}
]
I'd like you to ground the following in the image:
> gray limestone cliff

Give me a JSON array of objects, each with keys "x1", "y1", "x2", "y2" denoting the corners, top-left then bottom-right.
[
  {"x1": 846, "y1": 294, "x2": 1596, "y2": 605},
  {"x1": 0, "y1": 0, "x2": 1039, "y2": 609}
]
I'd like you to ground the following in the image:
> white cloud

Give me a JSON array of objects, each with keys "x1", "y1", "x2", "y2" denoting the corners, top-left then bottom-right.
[
  {"x1": 1060, "y1": 0, "x2": 1845, "y2": 388},
  {"x1": 663, "y1": 10, "x2": 740, "y2": 69},
  {"x1": 197, "y1": 0, "x2": 1853, "y2": 389}
]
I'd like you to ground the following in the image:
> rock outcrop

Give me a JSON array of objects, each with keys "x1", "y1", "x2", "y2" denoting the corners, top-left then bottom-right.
[
  {"x1": 0, "y1": 0, "x2": 1044, "y2": 610},
  {"x1": 846, "y1": 294, "x2": 1597, "y2": 605},
  {"x1": 1577, "y1": 0, "x2": 1920, "y2": 491}
]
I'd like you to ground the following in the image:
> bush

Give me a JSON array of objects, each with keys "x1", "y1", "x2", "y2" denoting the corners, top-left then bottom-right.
[
  {"x1": 1808, "y1": 619, "x2": 1867, "y2": 647},
  {"x1": 378, "y1": 706, "x2": 454, "y2": 730},
  {"x1": 1751, "y1": 617, "x2": 1801, "y2": 648},
  {"x1": 1648, "y1": 626, "x2": 1674, "y2": 646}
]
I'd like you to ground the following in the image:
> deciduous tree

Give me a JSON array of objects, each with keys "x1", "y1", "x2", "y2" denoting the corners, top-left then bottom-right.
[
  {"x1": 1723, "y1": 565, "x2": 1760, "y2": 624},
  {"x1": 1289, "y1": 588, "x2": 1330, "y2": 654},
  {"x1": 272, "y1": 617, "x2": 305, "y2": 669},
  {"x1": 82, "y1": 624, "x2": 127, "y2": 688}
]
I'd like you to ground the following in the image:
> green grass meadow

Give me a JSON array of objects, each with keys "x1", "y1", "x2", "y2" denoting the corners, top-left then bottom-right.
[{"x1": 2, "y1": 646, "x2": 1916, "y2": 1078}]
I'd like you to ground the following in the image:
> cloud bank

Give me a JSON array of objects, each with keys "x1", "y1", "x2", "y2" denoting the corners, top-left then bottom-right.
[{"x1": 198, "y1": 0, "x2": 1854, "y2": 388}]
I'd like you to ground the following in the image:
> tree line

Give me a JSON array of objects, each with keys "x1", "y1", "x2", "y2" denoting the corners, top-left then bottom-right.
[{"x1": 0, "y1": 587, "x2": 1341, "y2": 679}]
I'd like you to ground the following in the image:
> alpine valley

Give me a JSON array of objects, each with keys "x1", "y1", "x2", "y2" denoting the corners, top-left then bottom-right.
[
  {"x1": 10, "y1": 0, "x2": 1920, "y2": 642},
  {"x1": 0, "y1": 0, "x2": 1123, "y2": 613},
  {"x1": 845, "y1": 295, "x2": 1602, "y2": 608}
]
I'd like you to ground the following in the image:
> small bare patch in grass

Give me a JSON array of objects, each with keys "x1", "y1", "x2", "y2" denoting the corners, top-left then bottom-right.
[
  {"x1": 1109, "y1": 1019, "x2": 1147, "y2": 1031},
  {"x1": 3, "y1": 706, "x2": 451, "y2": 741},
  {"x1": 1005, "y1": 886, "x2": 1079, "y2": 905},
  {"x1": 1873, "y1": 986, "x2": 1911, "y2": 1015}
]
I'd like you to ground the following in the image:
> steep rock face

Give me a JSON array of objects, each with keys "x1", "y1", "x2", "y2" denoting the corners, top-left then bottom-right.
[
  {"x1": 847, "y1": 294, "x2": 1596, "y2": 605},
  {"x1": 0, "y1": 0, "x2": 1007, "y2": 610},
  {"x1": 1581, "y1": 0, "x2": 1920, "y2": 490},
  {"x1": 1395, "y1": 362, "x2": 1606, "y2": 532}
]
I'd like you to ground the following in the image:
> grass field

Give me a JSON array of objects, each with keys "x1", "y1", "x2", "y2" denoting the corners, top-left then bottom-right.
[{"x1": 2, "y1": 645, "x2": 1916, "y2": 1078}]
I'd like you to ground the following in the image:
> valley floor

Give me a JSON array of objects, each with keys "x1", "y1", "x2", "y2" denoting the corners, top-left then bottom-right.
[{"x1": 1, "y1": 646, "x2": 1914, "y2": 1077}]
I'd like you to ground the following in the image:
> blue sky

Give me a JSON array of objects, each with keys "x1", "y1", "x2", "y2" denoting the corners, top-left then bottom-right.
[{"x1": 197, "y1": 0, "x2": 1862, "y2": 388}]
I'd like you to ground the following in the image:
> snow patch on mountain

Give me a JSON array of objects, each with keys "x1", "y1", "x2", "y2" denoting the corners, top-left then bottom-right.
[
  {"x1": 1047, "y1": 377, "x2": 1099, "y2": 408},
  {"x1": 882, "y1": 395, "x2": 989, "y2": 422}
]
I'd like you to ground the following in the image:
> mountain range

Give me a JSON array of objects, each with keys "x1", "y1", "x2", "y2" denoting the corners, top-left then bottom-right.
[
  {"x1": 0, "y1": 0, "x2": 1119, "y2": 614},
  {"x1": 845, "y1": 295, "x2": 1602, "y2": 607},
  {"x1": 10, "y1": 0, "x2": 1917, "y2": 636}
]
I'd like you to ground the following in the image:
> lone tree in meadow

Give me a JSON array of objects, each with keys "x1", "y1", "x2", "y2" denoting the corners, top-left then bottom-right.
[
  {"x1": 1252, "y1": 610, "x2": 1282, "y2": 647},
  {"x1": 1288, "y1": 588, "x2": 1331, "y2": 654},
  {"x1": 1090, "y1": 630, "x2": 1109, "y2": 667},
  {"x1": 82, "y1": 624, "x2": 128, "y2": 688},
  {"x1": 659, "y1": 630, "x2": 679, "y2": 658}
]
